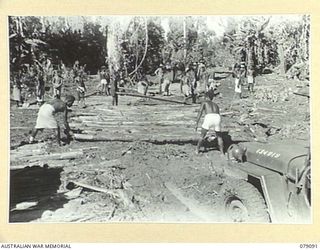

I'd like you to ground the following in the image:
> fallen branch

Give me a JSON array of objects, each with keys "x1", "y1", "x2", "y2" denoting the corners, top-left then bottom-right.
[
  {"x1": 69, "y1": 181, "x2": 133, "y2": 208},
  {"x1": 293, "y1": 91, "x2": 309, "y2": 98}
]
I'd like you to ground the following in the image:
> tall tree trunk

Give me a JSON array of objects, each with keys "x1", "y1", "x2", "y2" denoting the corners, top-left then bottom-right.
[
  {"x1": 256, "y1": 39, "x2": 263, "y2": 65},
  {"x1": 183, "y1": 17, "x2": 187, "y2": 62},
  {"x1": 263, "y1": 43, "x2": 269, "y2": 64},
  {"x1": 246, "y1": 36, "x2": 255, "y2": 70},
  {"x1": 277, "y1": 43, "x2": 286, "y2": 74},
  {"x1": 106, "y1": 21, "x2": 122, "y2": 76}
]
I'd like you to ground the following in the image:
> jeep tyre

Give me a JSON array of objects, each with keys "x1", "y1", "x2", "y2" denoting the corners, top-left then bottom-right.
[{"x1": 217, "y1": 179, "x2": 270, "y2": 223}]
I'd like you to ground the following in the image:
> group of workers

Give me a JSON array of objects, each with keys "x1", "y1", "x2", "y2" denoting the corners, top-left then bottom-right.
[{"x1": 12, "y1": 59, "x2": 256, "y2": 155}]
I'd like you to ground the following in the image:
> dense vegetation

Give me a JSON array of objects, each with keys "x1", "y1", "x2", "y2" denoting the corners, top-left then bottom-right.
[{"x1": 9, "y1": 15, "x2": 310, "y2": 83}]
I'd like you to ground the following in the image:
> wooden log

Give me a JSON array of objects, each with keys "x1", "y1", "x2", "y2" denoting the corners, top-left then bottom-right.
[
  {"x1": 256, "y1": 107, "x2": 287, "y2": 113},
  {"x1": 11, "y1": 151, "x2": 83, "y2": 163},
  {"x1": 70, "y1": 181, "x2": 117, "y2": 195},
  {"x1": 74, "y1": 112, "x2": 196, "y2": 119},
  {"x1": 116, "y1": 92, "x2": 190, "y2": 105},
  {"x1": 76, "y1": 130, "x2": 197, "y2": 139},
  {"x1": 71, "y1": 116, "x2": 197, "y2": 124},
  {"x1": 74, "y1": 134, "x2": 135, "y2": 142},
  {"x1": 10, "y1": 127, "x2": 31, "y2": 130},
  {"x1": 79, "y1": 121, "x2": 193, "y2": 126},
  {"x1": 73, "y1": 133, "x2": 199, "y2": 143},
  {"x1": 12, "y1": 142, "x2": 48, "y2": 151},
  {"x1": 10, "y1": 159, "x2": 71, "y2": 170}
]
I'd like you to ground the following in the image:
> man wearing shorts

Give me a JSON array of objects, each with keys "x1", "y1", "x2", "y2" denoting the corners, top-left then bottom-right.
[
  {"x1": 29, "y1": 95, "x2": 75, "y2": 146},
  {"x1": 195, "y1": 89, "x2": 224, "y2": 155},
  {"x1": 99, "y1": 66, "x2": 110, "y2": 95}
]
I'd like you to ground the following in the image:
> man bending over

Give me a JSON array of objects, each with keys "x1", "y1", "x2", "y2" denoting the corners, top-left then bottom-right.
[
  {"x1": 29, "y1": 95, "x2": 75, "y2": 146},
  {"x1": 195, "y1": 89, "x2": 224, "y2": 155}
]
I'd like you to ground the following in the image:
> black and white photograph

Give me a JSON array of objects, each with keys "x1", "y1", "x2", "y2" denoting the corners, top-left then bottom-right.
[{"x1": 9, "y1": 15, "x2": 311, "y2": 224}]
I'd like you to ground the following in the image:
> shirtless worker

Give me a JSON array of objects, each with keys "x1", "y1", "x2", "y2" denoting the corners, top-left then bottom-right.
[
  {"x1": 195, "y1": 89, "x2": 224, "y2": 155},
  {"x1": 29, "y1": 95, "x2": 75, "y2": 146}
]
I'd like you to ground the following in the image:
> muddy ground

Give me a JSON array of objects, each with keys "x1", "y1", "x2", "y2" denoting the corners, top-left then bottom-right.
[{"x1": 9, "y1": 71, "x2": 310, "y2": 223}]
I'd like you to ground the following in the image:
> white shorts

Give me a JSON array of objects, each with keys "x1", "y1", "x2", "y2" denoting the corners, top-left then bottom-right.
[
  {"x1": 201, "y1": 113, "x2": 221, "y2": 131},
  {"x1": 35, "y1": 104, "x2": 57, "y2": 129},
  {"x1": 247, "y1": 76, "x2": 254, "y2": 84},
  {"x1": 101, "y1": 79, "x2": 107, "y2": 85},
  {"x1": 235, "y1": 78, "x2": 241, "y2": 93}
]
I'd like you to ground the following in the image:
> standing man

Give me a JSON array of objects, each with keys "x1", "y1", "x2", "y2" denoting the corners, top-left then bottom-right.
[
  {"x1": 76, "y1": 70, "x2": 87, "y2": 108},
  {"x1": 247, "y1": 68, "x2": 255, "y2": 94},
  {"x1": 195, "y1": 89, "x2": 224, "y2": 155},
  {"x1": 110, "y1": 69, "x2": 119, "y2": 106},
  {"x1": 29, "y1": 95, "x2": 75, "y2": 146},
  {"x1": 155, "y1": 64, "x2": 164, "y2": 94},
  {"x1": 12, "y1": 71, "x2": 22, "y2": 107},
  {"x1": 99, "y1": 66, "x2": 110, "y2": 95},
  {"x1": 233, "y1": 64, "x2": 242, "y2": 99},
  {"x1": 184, "y1": 63, "x2": 197, "y2": 103},
  {"x1": 52, "y1": 70, "x2": 63, "y2": 99},
  {"x1": 197, "y1": 61, "x2": 207, "y2": 94}
]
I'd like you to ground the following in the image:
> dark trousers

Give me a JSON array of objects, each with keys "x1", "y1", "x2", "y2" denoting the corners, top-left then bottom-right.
[{"x1": 112, "y1": 94, "x2": 118, "y2": 106}]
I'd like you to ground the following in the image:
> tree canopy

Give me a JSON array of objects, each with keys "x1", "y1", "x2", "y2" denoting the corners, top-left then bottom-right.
[{"x1": 9, "y1": 15, "x2": 310, "y2": 80}]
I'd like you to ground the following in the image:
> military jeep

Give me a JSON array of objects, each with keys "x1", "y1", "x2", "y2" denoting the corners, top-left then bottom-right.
[{"x1": 217, "y1": 140, "x2": 311, "y2": 223}]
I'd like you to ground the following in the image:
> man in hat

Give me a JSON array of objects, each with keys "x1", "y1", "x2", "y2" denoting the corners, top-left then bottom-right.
[
  {"x1": 29, "y1": 95, "x2": 75, "y2": 146},
  {"x1": 195, "y1": 89, "x2": 224, "y2": 155}
]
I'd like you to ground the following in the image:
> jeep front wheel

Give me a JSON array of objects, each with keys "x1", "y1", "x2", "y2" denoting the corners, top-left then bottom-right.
[{"x1": 217, "y1": 179, "x2": 270, "y2": 223}]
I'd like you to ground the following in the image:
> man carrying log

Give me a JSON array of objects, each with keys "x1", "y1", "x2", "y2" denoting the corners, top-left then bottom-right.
[
  {"x1": 195, "y1": 89, "x2": 224, "y2": 155},
  {"x1": 29, "y1": 95, "x2": 75, "y2": 146}
]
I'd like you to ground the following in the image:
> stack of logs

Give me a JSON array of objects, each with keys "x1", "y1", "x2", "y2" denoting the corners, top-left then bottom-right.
[
  {"x1": 70, "y1": 95, "x2": 202, "y2": 144},
  {"x1": 10, "y1": 142, "x2": 83, "y2": 170}
]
